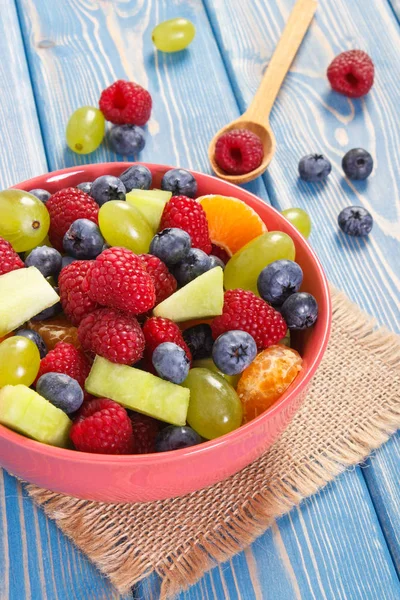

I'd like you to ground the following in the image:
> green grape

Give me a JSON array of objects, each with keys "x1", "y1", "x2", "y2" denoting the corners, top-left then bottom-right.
[
  {"x1": 66, "y1": 106, "x2": 105, "y2": 155},
  {"x1": 192, "y1": 358, "x2": 240, "y2": 389},
  {"x1": 182, "y1": 368, "x2": 242, "y2": 439},
  {"x1": 280, "y1": 330, "x2": 291, "y2": 347},
  {"x1": 152, "y1": 18, "x2": 196, "y2": 53},
  {"x1": 281, "y1": 207, "x2": 311, "y2": 238},
  {"x1": 0, "y1": 336, "x2": 40, "y2": 387},
  {"x1": 0, "y1": 189, "x2": 50, "y2": 252},
  {"x1": 224, "y1": 231, "x2": 296, "y2": 294},
  {"x1": 99, "y1": 200, "x2": 153, "y2": 254}
]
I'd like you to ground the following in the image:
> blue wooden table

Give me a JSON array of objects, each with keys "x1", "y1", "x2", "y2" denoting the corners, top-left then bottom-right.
[{"x1": 0, "y1": 0, "x2": 399, "y2": 598}]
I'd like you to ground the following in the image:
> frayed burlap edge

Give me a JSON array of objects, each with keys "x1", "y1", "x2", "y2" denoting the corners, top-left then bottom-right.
[{"x1": 25, "y1": 286, "x2": 400, "y2": 598}]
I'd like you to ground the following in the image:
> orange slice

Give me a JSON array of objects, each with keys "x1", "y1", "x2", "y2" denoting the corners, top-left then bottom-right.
[
  {"x1": 237, "y1": 345, "x2": 302, "y2": 423},
  {"x1": 198, "y1": 194, "x2": 267, "y2": 255}
]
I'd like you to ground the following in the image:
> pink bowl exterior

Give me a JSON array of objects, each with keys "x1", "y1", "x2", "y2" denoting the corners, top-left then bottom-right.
[{"x1": 0, "y1": 163, "x2": 331, "y2": 503}]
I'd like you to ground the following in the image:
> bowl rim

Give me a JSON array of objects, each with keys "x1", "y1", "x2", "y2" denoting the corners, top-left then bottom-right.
[{"x1": 3, "y1": 162, "x2": 332, "y2": 465}]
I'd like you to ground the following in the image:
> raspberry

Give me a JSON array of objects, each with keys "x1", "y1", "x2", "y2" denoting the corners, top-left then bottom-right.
[
  {"x1": 78, "y1": 307, "x2": 145, "y2": 365},
  {"x1": 211, "y1": 289, "x2": 287, "y2": 350},
  {"x1": 143, "y1": 317, "x2": 192, "y2": 366},
  {"x1": 58, "y1": 261, "x2": 98, "y2": 326},
  {"x1": 327, "y1": 50, "x2": 374, "y2": 98},
  {"x1": 0, "y1": 237, "x2": 24, "y2": 275},
  {"x1": 130, "y1": 411, "x2": 160, "y2": 454},
  {"x1": 210, "y1": 243, "x2": 230, "y2": 265},
  {"x1": 99, "y1": 80, "x2": 152, "y2": 126},
  {"x1": 36, "y1": 341, "x2": 91, "y2": 399},
  {"x1": 83, "y1": 247, "x2": 155, "y2": 315},
  {"x1": 46, "y1": 188, "x2": 99, "y2": 252},
  {"x1": 160, "y1": 196, "x2": 212, "y2": 254},
  {"x1": 214, "y1": 129, "x2": 264, "y2": 175},
  {"x1": 139, "y1": 254, "x2": 177, "y2": 305},
  {"x1": 71, "y1": 398, "x2": 133, "y2": 454}
]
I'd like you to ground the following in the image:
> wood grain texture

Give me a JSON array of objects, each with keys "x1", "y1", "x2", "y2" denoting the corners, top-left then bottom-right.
[{"x1": 0, "y1": 0, "x2": 398, "y2": 598}]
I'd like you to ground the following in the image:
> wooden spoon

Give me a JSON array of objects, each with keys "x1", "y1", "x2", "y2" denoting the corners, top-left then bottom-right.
[{"x1": 208, "y1": 0, "x2": 317, "y2": 184}]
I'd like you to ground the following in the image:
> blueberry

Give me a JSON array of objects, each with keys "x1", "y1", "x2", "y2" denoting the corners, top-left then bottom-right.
[
  {"x1": 298, "y1": 154, "x2": 332, "y2": 182},
  {"x1": 31, "y1": 300, "x2": 62, "y2": 321},
  {"x1": 120, "y1": 165, "x2": 152, "y2": 191},
  {"x1": 183, "y1": 324, "x2": 214, "y2": 360},
  {"x1": 281, "y1": 292, "x2": 318, "y2": 330},
  {"x1": 152, "y1": 342, "x2": 190, "y2": 384},
  {"x1": 173, "y1": 248, "x2": 212, "y2": 286},
  {"x1": 25, "y1": 246, "x2": 62, "y2": 278},
  {"x1": 338, "y1": 206, "x2": 373, "y2": 237},
  {"x1": 36, "y1": 373, "x2": 84, "y2": 414},
  {"x1": 14, "y1": 328, "x2": 47, "y2": 358},
  {"x1": 109, "y1": 124, "x2": 145, "y2": 156},
  {"x1": 155, "y1": 425, "x2": 202, "y2": 452},
  {"x1": 61, "y1": 255, "x2": 79, "y2": 269},
  {"x1": 257, "y1": 259, "x2": 303, "y2": 305},
  {"x1": 342, "y1": 148, "x2": 373, "y2": 180},
  {"x1": 212, "y1": 330, "x2": 257, "y2": 376},
  {"x1": 91, "y1": 175, "x2": 126, "y2": 206},
  {"x1": 161, "y1": 168, "x2": 197, "y2": 198},
  {"x1": 28, "y1": 188, "x2": 51, "y2": 203},
  {"x1": 150, "y1": 228, "x2": 191, "y2": 266},
  {"x1": 209, "y1": 255, "x2": 225, "y2": 270},
  {"x1": 76, "y1": 181, "x2": 92, "y2": 195},
  {"x1": 63, "y1": 219, "x2": 104, "y2": 259}
]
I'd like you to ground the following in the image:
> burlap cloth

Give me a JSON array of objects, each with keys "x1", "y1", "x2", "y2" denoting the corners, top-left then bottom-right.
[{"x1": 24, "y1": 286, "x2": 400, "y2": 598}]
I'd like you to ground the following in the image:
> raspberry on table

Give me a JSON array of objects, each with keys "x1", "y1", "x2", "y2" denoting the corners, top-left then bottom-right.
[
  {"x1": 129, "y1": 411, "x2": 160, "y2": 454},
  {"x1": 0, "y1": 237, "x2": 24, "y2": 275},
  {"x1": 35, "y1": 341, "x2": 91, "y2": 399},
  {"x1": 58, "y1": 260, "x2": 99, "y2": 326},
  {"x1": 78, "y1": 307, "x2": 145, "y2": 365},
  {"x1": 71, "y1": 398, "x2": 134, "y2": 454},
  {"x1": 327, "y1": 50, "x2": 374, "y2": 98},
  {"x1": 139, "y1": 254, "x2": 177, "y2": 305},
  {"x1": 83, "y1": 247, "x2": 156, "y2": 315},
  {"x1": 159, "y1": 196, "x2": 212, "y2": 254},
  {"x1": 46, "y1": 187, "x2": 99, "y2": 252},
  {"x1": 214, "y1": 128, "x2": 264, "y2": 175},
  {"x1": 211, "y1": 289, "x2": 287, "y2": 350},
  {"x1": 143, "y1": 316, "x2": 192, "y2": 366},
  {"x1": 99, "y1": 80, "x2": 152, "y2": 126}
]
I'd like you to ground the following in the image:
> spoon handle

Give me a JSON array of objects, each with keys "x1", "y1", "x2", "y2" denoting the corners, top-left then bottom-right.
[{"x1": 244, "y1": 0, "x2": 317, "y2": 123}]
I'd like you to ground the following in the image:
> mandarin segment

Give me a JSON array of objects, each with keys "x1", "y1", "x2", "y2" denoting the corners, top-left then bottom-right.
[
  {"x1": 28, "y1": 315, "x2": 80, "y2": 350},
  {"x1": 237, "y1": 345, "x2": 302, "y2": 423},
  {"x1": 198, "y1": 194, "x2": 266, "y2": 255}
]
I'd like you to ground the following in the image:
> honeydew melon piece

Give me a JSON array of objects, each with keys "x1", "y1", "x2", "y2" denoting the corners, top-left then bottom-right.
[
  {"x1": 0, "y1": 385, "x2": 72, "y2": 447},
  {"x1": 85, "y1": 356, "x2": 189, "y2": 426},
  {"x1": 153, "y1": 267, "x2": 224, "y2": 322},
  {"x1": 0, "y1": 266, "x2": 60, "y2": 336},
  {"x1": 126, "y1": 189, "x2": 172, "y2": 231}
]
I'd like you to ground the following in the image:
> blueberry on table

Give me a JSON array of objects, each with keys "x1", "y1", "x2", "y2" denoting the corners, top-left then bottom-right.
[
  {"x1": 183, "y1": 324, "x2": 214, "y2": 360},
  {"x1": 28, "y1": 188, "x2": 51, "y2": 203},
  {"x1": 298, "y1": 154, "x2": 332, "y2": 182},
  {"x1": 76, "y1": 181, "x2": 92, "y2": 195},
  {"x1": 208, "y1": 255, "x2": 225, "y2": 270},
  {"x1": 61, "y1": 255, "x2": 79, "y2": 269},
  {"x1": 14, "y1": 328, "x2": 48, "y2": 358},
  {"x1": 212, "y1": 330, "x2": 257, "y2": 376},
  {"x1": 161, "y1": 168, "x2": 197, "y2": 198},
  {"x1": 25, "y1": 246, "x2": 62, "y2": 278},
  {"x1": 155, "y1": 425, "x2": 202, "y2": 452},
  {"x1": 152, "y1": 341, "x2": 190, "y2": 384},
  {"x1": 173, "y1": 248, "x2": 212, "y2": 286},
  {"x1": 109, "y1": 124, "x2": 146, "y2": 156},
  {"x1": 281, "y1": 292, "x2": 318, "y2": 330},
  {"x1": 36, "y1": 372, "x2": 84, "y2": 414},
  {"x1": 338, "y1": 206, "x2": 373, "y2": 237},
  {"x1": 257, "y1": 259, "x2": 303, "y2": 305},
  {"x1": 342, "y1": 148, "x2": 373, "y2": 180},
  {"x1": 120, "y1": 164, "x2": 152, "y2": 191},
  {"x1": 63, "y1": 218, "x2": 105, "y2": 259},
  {"x1": 90, "y1": 175, "x2": 126, "y2": 206},
  {"x1": 31, "y1": 300, "x2": 63, "y2": 321},
  {"x1": 150, "y1": 227, "x2": 191, "y2": 266}
]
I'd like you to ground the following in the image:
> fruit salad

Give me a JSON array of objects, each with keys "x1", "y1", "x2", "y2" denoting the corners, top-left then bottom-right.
[{"x1": 0, "y1": 165, "x2": 318, "y2": 454}]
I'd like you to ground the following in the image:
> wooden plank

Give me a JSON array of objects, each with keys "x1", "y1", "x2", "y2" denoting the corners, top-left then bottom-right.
[{"x1": 203, "y1": 0, "x2": 400, "y2": 578}]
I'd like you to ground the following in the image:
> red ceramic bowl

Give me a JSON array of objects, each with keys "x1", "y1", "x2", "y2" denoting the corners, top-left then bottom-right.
[{"x1": 0, "y1": 163, "x2": 331, "y2": 503}]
